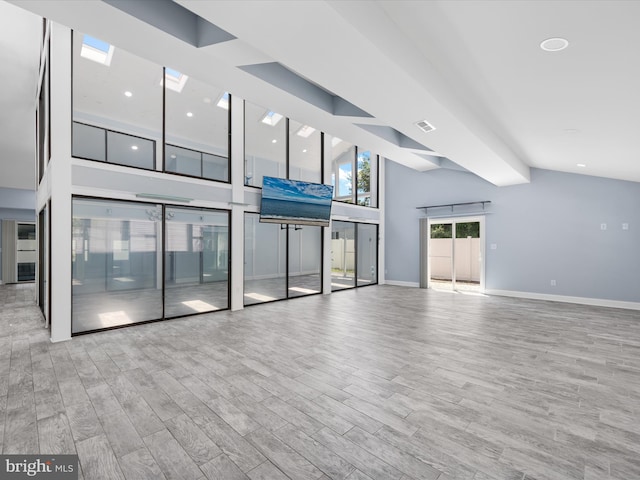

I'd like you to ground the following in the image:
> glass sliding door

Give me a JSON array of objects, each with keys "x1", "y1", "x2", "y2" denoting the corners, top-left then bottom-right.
[
  {"x1": 72, "y1": 198, "x2": 163, "y2": 333},
  {"x1": 165, "y1": 207, "x2": 229, "y2": 317},
  {"x1": 331, "y1": 221, "x2": 356, "y2": 290},
  {"x1": 288, "y1": 225, "x2": 322, "y2": 297},
  {"x1": 454, "y1": 221, "x2": 482, "y2": 292},
  {"x1": 428, "y1": 222, "x2": 454, "y2": 291},
  {"x1": 357, "y1": 223, "x2": 378, "y2": 286},
  {"x1": 244, "y1": 213, "x2": 287, "y2": 305},
  {"x1": 427, "y1": 217, "x2": 484, "y2": 293},
  {"x1": 16, "y1": 223, "x2": 36, "y2": 282}
]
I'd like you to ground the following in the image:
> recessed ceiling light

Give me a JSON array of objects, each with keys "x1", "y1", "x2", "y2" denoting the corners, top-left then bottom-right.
[
  {"x1": 170, "y1": 154, "x2": 177, "y2": 159},
  {"x1": 261, "y1": 111, "x2": 283, "y2": 126},
  {"x1": 302, "y1": 149, "x2": 307, "y2": 153},
  {"x1": 296, "y1": 125, "x2": 316, "y2": 138},
  {"x1": 186, "y1": 112, "x2": 193, "y2": 117},
  {"x1": 540, "y1": 37, "x2": 569, "y2": 52},
  {"x1": 131, "y1": 145, "x2": 138, "y2": 150},
  {"x1": 271, "y1": 139, "x2": 277, "y2": 144},
  {"x1": 124, "y1": 91, "x2": 132, "y2": 97},
  {"x1": 216, "y1": 92, "x2": 230, "y2": 110},
  {"x1": 576, "y1": 163, "x2": 586, "y2": 167}
]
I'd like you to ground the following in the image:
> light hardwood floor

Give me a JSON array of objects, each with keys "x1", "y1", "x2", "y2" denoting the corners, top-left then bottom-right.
[{"x1": 1, "y1": 283, "x2": 640, "y2": 480}]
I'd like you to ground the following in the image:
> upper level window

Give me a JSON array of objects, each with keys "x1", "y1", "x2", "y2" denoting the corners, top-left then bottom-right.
[
  {"x1": 328, "y1": 136, "x2": 378, "y2": 207},
  {"x1": 244, "y1": 101, "x2": 286, "y2": 187},
  {"x1": 165, "y1": 73, "x2": 230, "y2": 182},
  {"x1": 72, "y1": 31, "x2": 163, "y2": 170}
]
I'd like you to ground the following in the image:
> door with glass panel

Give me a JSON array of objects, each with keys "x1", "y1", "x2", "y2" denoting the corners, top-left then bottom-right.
[{"x1": 427, "y1": 217, "x2": 484, "y2": 292}]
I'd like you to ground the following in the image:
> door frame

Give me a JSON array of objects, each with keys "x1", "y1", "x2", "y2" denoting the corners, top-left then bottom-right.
[{"x1": 420, "y1": 215, "x2": 485, "y2": 292}]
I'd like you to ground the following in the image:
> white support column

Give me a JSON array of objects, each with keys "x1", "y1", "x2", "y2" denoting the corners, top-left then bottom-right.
[
  {"x1": 230, "y1": 94, "x2": 245, "y2": 311},
  {"x1": 49, "y1": 23, "x2": 72, "y2": 342},
  {"x1": 322, "y1": 133, "x2": 332, "y2": 295},
  {"x1": 378, "y1": 156, "x2": 385, "y2": 285}
]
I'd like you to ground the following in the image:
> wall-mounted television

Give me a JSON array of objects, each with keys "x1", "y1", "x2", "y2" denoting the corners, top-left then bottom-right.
[{"x1": 260, "y1": 176, "x2": 333, "y2": 227}]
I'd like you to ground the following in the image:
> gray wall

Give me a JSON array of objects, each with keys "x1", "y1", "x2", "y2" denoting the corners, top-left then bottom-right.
[
  {"x1": 0, "y1": 187, "x2": 37, "y2": 282},
  {"x1": 385, "y1": 160, "x2": 640, "y2": 302}
]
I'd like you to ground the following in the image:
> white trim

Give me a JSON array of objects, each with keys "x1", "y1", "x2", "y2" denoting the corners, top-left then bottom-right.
[
  {"x1": 385, "y1": 280, "x2": 420, "y2": 288},
  {"x1": 486, "y1": 289, "x2": 640, "y2": 311}
]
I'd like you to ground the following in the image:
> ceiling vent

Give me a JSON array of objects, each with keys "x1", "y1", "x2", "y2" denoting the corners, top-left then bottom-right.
[{"x1": 415, "y1": 120, "x2": 436, "y2": 133}]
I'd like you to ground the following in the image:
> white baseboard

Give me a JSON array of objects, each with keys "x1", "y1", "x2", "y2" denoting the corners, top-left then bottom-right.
[
  {"x1": 485, "y1": 289, "x2": 640, "y2": 311},
  {"x1": 384, "y1": 280, "x2": 420, "y2": 288}
]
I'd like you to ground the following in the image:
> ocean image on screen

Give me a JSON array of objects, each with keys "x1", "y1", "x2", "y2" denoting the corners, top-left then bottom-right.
[{"x1": 260, "y1": 176, "x2": 333, "y2": 227}]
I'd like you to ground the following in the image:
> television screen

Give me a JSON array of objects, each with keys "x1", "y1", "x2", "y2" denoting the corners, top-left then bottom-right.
[{"x1": 260, "y1": 176, "x2": 333, "y2": 227}]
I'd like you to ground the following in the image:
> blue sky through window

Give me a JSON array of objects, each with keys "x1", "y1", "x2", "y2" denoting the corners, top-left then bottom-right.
[{"x1": 83, "y1": 35, "x2": 111, "y2": 53}]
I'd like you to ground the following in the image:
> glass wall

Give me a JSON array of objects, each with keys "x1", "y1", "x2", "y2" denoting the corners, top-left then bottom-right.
[
  {"x1": 72, "y1": 32, "x2": 162, "y2": 170},
  {"x1": 357, "y1": 149, "x2": 378, "y2": 207},
  {"x1": 165, "y1": 75, "x2": 229, "y2": 182},
  {"x1": 288, "y1": 225, "x2": 322, "y2": 297},
  {"x1": 331, "y1": 221, "x2": 356, "y2": 290},
  {"x1": 327, "y1": 138, "x2": 378, "y2": 207},
  {"x1": 165, "y1": 207, "x2": 229, "y2": 317},
  {"x1": 244, "y1": 102, "x2": 286, "y2": 186},
  {"x1": 357, "y1": 223, "x2": 378, "y2": 286},
  {"x1": 72, "y1": 198, "x2": 163, "y2": 333},
  {"x1": 331, "y1": 221, "x2": 378, "y2": 291},
  {"x1": 244, "y1": 213, "x2": 286, "y2": 305},
  {"x1": 329, "y1": 137, "x2": 355, "y2": 203},
  {"x1": 289, "y1": 120, "x2": 321, "y2": 183}
]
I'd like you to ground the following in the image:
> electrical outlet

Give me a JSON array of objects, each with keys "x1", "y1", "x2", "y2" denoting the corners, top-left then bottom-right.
[
  {"x1": 550, "y1": 280, "x2": 556, "y2": 286},
  {"x1": 490, "y1": 243, "x2": 497, "y2": 250},
  {"x1": 622, "y1": 223, "x2": 629, "y2": 230},
  {"x1": 600, "y1": 223, "x2": 607, "y2": 230}
]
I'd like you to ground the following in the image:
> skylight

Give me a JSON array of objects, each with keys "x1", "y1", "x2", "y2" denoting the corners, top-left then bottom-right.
[
  {"x1": 296, "y1": 125, "x2": 316, "y2": 138},
  {"x1": 162, "y1": 67, "x2": 189, "y2": 93},
  {"x1": 80, "y1": 34, "x2": 114, "y2": 66},
  {"x1": 331, "y1": 137, "x2": 342, "y2": 147},
  {"x1": 261, "y1": 111, "x2": 283, "y2": 126},
  {"x1": 217, "y1": 92, "x2": 230, "y2": 110}
]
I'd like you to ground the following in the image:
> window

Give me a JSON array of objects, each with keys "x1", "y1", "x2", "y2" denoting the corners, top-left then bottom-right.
[
  {"x1": 357, "y1": 149, "x2": 378, "y2": 207},
  {"x1": 289, "y1": 120, "x2": 321, "y2": 183},
  {"x1": 331, "y1": 221, "x2": 355, "y2": 290},
  {"x1": 329, "y1": 136, "x2": 355, "y2": 203},
  {"x1": 331, "y1": 221, "x2": 378, "y2": 291},
  {"x1": 244, "y1": 213, "x2": 286, "y2": 304},
  {"x1": 165, "y1": 207, "x2": 229, "y2": 317},
  {"x1": 165, "y1": 74, "x2": 229, "y2": 182},
  {"x1": 72, "y1": 31, "x2": 162, "y2": 171},
  {"x1": 244, "y1": 213, "x2": 322, "y2": 305},
  {"x1": 72, "y1": 198, "x2": 163, "y2": 333},
  {"x1": 328, "y1": 137, "x2": 378, "y2": 207},
  {"x1": 244, "y1": 101, "x2": 286, "y2": 186}
]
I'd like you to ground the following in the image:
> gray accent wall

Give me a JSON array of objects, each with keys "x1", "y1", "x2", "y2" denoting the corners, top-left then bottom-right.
[{"x1": 385, "y1": 160, "x2": 640, "y2": 302}]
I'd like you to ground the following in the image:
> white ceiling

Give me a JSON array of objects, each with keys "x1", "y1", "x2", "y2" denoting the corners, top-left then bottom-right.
[{"x1": 4, "y1": 0, "x2": 640, "y2": 192}]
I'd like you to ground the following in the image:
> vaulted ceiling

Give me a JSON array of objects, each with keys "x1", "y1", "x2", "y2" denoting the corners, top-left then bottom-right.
[{"x1": 4, "y1": 0, "x2": 640, "y2": 191}]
